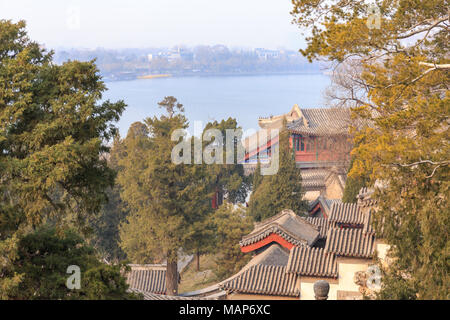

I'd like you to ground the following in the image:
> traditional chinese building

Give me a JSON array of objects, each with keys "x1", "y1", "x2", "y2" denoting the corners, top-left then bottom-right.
[
  {"x1": 126, "y1": 264, "x2": 167, "y2": 295},
  {"x1": 239, "y1": 210, "x2": 321, "y2": 253},
  {"x1": 243, "y1": 105, "x2": 352, "y2": 167},
  {"x1": 215, "y1": 188, "x2": 390, "y2": 300},
  {"x1": 308, "y1": 196, "x2": 342, "y2": 219},
  {"x1": 243, "y1": 105, "x2": 352, "y2": 198},
  {"x1": 220, "y1": 244, "x2": 300, "y2": 300},
  {"x1": 125, "y1": 188, "x2": 390, "y2": 300}
]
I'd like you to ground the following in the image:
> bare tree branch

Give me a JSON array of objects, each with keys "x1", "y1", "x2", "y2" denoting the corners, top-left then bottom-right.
[
  {"x1": 395, "y1": 16, "x2": 449, "y2": 40},
  {"x1": 389, "y1": 160, "x2": 450, "y2": 179}
]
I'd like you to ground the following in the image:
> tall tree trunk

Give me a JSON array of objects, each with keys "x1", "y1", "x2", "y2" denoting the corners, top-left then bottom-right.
[
  {"x1": 166, "y1": 250, "x2": 178, "y2": 296},
  {"x1": 196, "y1": 249, "x2": 200, "y2": 272}
]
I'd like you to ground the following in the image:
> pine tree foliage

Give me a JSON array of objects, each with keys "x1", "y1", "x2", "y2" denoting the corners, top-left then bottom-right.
[
  {"x1": 185, "y1": 118, "x2": 250, "y2": 270},
  {"x1": 118, "y1": 97, "x2": 214, "y2": 295},
  {"x1": 248, "y1": 125, "x2": 308, "y2": 221},
  {"x1": 0, "y1": 20, "x2": 126, "y2": 297},
  {"x1": 291, "y1": 0, "x2": 449, "y2": 299},
  {"x1": 212, "y1": 202, "x2": 253, "y2": 280},
  {"x1": 3, "y1": 228, "x2": 139, "y2": 300},
  {"x1": 342, "y1": 157, "x2": 369, "y2": 203}
]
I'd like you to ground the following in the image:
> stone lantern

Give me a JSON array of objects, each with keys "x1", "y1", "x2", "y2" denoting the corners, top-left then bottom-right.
[{"x1": 314, "y1": 280, "x2": 330, "y2": 300}]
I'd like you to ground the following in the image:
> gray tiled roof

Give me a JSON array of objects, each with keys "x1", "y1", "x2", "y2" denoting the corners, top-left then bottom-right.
[
  {"x1": 218, "y1": 244, "x2": 297, "y2": 297},
  {"x1": 301, "y1": 169, "x2": 328, "y2": 190},
  {"x1": 324, "y1": 199, "x2": 343, "y2": 210},
  {"x1": 325, "y1": 228, "x2": 376, "y2": 258},
  {"x1": 286, "y1": 108, "x2": 351, "y2": 136},
  {"x1": 363, "y1": 209, "x2": 375, "y2": 234},
  {"x1": 308, "y1": 196, "x2": 342, "y2": 217},
  {"x1": 245, "y1": 244, "x2": 290, "y2": 268},
  {"x1": 286, "y1": 246, "x2": 338, "y2": 279},
  {"x1": 305, "y1": 217, "x2": 332, "y2": 238},
  {"x1": 129, "y1": 289, "x2": 225, "y2": 300},
  {"x1": 126, "y1": 265, "x2": 166, "y2": 294},
  {"x1": 329, "y1": 202, "x2": 365, "y2": 225},
  {"x1": 220, "y1": 264, "x2": 299, "y2": 297},
  {"x1": 240, "y1": 210, "x2": 320, "y2": 248}
]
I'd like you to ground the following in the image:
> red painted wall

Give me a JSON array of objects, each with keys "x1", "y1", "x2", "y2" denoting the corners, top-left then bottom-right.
[
  {"x1": 241, "y1": 233, "x2": 295, "y2": 253},
  {"x1": 290, "y1": 135, "x2": 351, "y2": 163},
  {"x1": 245, "y1": 134, "x2": 351, "y2": 164}
]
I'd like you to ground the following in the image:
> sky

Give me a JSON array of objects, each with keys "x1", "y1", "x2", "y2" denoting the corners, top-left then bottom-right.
[{"x1": 0, "y1": 0, "x2": 306, "y2": 50}]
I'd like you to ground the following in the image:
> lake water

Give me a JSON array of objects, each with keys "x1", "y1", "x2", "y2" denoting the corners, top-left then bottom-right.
[{"x1": 103, "y1": 73, "x2": 331, "y2": 137}]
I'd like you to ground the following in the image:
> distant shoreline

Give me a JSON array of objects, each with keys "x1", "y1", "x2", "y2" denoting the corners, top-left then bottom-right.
[
  {"x1": 137, "y1": 74, "x2": 172, "y2": 79},
  {"x1": 104, "y1": 71, "x2": 327, "y2": 82}
]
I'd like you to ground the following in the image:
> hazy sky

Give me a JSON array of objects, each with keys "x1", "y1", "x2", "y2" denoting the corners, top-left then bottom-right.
[{"x1": 0, "y1": 0, "x2": 306, "y2": 50}]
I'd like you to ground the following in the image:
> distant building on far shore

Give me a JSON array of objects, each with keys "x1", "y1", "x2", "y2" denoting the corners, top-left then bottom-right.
[{"x1": 255, "y1": 48, "x2": 280, "y2": 60}]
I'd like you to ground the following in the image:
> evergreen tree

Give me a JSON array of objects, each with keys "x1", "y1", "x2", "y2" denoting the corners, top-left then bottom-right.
[
  {"x1": 4, "y1": 227, "x2": 138, "y2": 300},
  {"x1": 252, "y1": 161, "x2": 263, "y2": 191},
  {"x1": 118, "y1": 97, "x2": 212, "y2": 295},
  {"x1": 342, "y1": 157, "x2": 369, "y2": 203},
  {"x1": 248, "y1": 125, "x2": 308, "y2": 221},
  {"x1": 212, "y1": 202, "x2": 253, "y2": 280},
  {"x1": 89, "y1": 185, "x2": 128, "y2": 263},
  {"x1": 203, "y1": 118, "x2": 251, "y2": 204},
  {"x1": 89, "y1": 136, "x2": 129, "y2": 263},
  {"x1": 0, "y1": 20, "x2": 126, "y2": 296},
  {"x1": 185, "y1": 118, "x2": 250, "y2": 271}
]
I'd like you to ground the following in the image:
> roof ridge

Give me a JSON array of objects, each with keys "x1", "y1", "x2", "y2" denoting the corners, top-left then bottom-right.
[
  {"x1": 253, "y1": 209, "x2": 294, "y2": 229},
  {"x1": 240, "y1": 222, "x2": 310, "y2": 246}
]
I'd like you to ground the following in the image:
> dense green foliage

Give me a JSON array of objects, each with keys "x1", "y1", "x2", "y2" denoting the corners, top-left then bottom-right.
[
  {"x1": 88, "y1": 137, "x2": 129, "y2": 263},
  {"x1": 212, "y1": 203, "x2": 253, "y2": 279},
  {"x1": 292, "y1": 0, "x2": 449, "y2": 299},
  {"x1": 89, "y1": 185, "x2": 128, "y2": 263},
  {"x1": 4, "y1": 228, "x2": 137, "y2": 300},
  {"x1": 0, "y1": 20, "x2": 130, "y2": 299},
  {"x1": 248, "y1": 127, "x2": 308, "y2": 221},
  {"x1": 342, "y1": 157, "x2": 369, "y2": 203},
  {"x1": 118, "y1": 97, "x2": 215, "y2": 294},
  {"x1": 117, "y1": 99, "x2": 251, "y2": 291},
  {"x1": 186, "y1": 118, "x2": 250, "y2": 269},
  {"x1": 202, "y1": 118, "x2": 250, "y2": 204}
]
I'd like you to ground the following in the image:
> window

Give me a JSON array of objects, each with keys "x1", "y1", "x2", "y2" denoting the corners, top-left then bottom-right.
[
  {"x1": 306, "y1": 137, "x2": 316, "y2": 152},
  {"x1": 292, "y1": 134, "x2": 305, "y2": 152},
  {"x1": 316, "y1": 137, "x2": 323, "y2": 151}
]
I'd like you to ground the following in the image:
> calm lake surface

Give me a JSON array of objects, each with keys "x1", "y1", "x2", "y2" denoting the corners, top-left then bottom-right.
[{"x1": 103, "y1": 73, "x2": 331, "y2": 137}]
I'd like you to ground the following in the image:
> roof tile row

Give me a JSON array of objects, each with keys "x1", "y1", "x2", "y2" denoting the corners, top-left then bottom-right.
[
  {"x1": 325, "y1": 228, "x2": 376, "y2": 258},
  {"x1": 126, "y1": 266, "x2": 166, "y2": 295},
  {"x1": 220, "y1": 264, "x2": 299, "y2": 297},
  {"x1": 329, "y1": 203, "x2": 365, "y2": 225},
  {"x1": 286, "y1": 246, "x2": 338, "y2": 278}
]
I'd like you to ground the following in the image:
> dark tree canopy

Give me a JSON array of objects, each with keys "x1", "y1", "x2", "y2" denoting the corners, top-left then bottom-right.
[
  {"x1": 118, "y1": 97, "x2": 215, "y2": 295},
  {"x1": 0, "y1": 20, "x2": 126, "y2": 297},
  {"x1": 5, "y1": 228, "x2": 138, "y2": 300}
]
